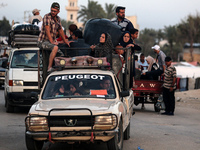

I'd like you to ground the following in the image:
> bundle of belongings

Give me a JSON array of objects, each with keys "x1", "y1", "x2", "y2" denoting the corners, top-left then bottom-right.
[{"x1": 8, "y1": 24, "x2": 40, "y2": 47}]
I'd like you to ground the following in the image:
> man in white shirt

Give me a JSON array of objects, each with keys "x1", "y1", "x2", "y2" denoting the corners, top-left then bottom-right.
[{"x1": 28, "y1": 8, "x2": 42, "y2": 25}]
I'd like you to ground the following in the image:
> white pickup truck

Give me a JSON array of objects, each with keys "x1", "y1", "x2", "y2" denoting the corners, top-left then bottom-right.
[
  {"x1": 25, "y1": 55, "x2": 134, "y2": 150},
  {"x1": 25, "y1": 18, "x2": 135, "y2": 150}
]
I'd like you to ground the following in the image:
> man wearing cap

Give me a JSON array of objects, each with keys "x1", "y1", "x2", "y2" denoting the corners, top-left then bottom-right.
[
  {"x1": 162, "y1": 56, "x2": 176, "y2": 116},
  {"x1": 28, "y1": 8, "x2": 42, "y2": 24},
  {"x1": 38, "y1": 2, "x2": 71, "y2": 72},
  {"x1": 111, "y1": 6, "x2": 134, "y2": 32},
  {"x1": 152, "y1": 44, "x2": 166, "y2": 76}
]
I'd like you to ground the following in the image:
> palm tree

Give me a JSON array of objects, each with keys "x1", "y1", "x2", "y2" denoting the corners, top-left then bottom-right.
[
  {"x1": 0, "y1": 16, "x2": 11, "y2": 36},
  {"x1": 177, "y1": 13, "x2": 200, "y2": 61},
  {"x1": 138, "y1": 28, "x2": 157, "y2": 56},
  {"x1": 164, "y1": 25, "x2": 177, "y2": 60},
  {"x1": 61, "y1": 20, "x2": 74, "y2": 31},
  {"x1": 105, "y1": 3, "x2": 116, "y2": 20},
  {"x1": 157, "y1": 29, "x2": 165, "y2": 44},
  {"x1": 77, "y1": 0, "x2": 105, "y2": 25}
]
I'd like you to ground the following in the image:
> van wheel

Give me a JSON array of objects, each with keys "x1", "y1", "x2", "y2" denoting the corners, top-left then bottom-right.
[
  {"x1": 26, "y1": 134, "x2": 44, "y2": 150},
  {"x1": 124, "y1": 122, "x2": 130, "y2": 140},
  {"x1": 107, "y1": 120, "x2": 123, "y2": 150},
  {"x1": 4, "y1": 94, "x2": 7, "y2": 107},
  {"x1": 6, "y1": 101, "x2": 14, "y2": 113}
]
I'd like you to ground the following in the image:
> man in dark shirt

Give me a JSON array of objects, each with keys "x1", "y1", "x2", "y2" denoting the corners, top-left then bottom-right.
[{"x1": 111, "y1": 6, "x2": 134, "y2": 32}]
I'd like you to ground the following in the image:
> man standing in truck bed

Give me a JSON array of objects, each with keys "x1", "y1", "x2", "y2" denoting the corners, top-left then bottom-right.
[
  {"x1": 38, "y1": 2, "x2": 71, "y2": 72},
  {"x1": 112, "y1": 6, "x2": 134, "y2": 32}
]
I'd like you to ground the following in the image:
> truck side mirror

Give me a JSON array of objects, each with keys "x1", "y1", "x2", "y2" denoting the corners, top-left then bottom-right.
[
  {"x1": 120, "y1": 91, "x2": 129, "y2": 97},
  {"x1": 1, "y1": 60, "x2": 8, "y2": 68}
]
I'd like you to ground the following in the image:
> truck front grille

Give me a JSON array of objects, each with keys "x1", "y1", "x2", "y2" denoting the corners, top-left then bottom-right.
[{"x1": 49, "y1": 116, "x2": 95, "y2": 127}]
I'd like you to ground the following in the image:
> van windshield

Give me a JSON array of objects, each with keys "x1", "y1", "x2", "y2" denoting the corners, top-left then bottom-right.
[
  {"x1": 42, "y1": 74, "x2": 116, "y2": 99},
  {"x1": 11, "y1": 50, "x2": 38, "y2": 68}
]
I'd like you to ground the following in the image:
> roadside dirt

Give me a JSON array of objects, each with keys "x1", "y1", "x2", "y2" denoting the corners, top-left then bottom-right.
[{"x1": 175, "y1": 89, "x2": 200, "y2": 110}]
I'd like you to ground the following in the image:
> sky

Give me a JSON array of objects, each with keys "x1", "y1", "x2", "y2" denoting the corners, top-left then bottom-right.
[{"x1": 0, "y1": 0, "x2": 200, "y2": 30}]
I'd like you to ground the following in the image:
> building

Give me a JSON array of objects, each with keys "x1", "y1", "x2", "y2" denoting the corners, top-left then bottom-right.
[
  {"x1": 65, "y1": 0, "x2": 139, "y2": 30},
  {"x1": 179, "y1": 43, "x2": 200, "y2": 62},
  {"x1": 65, "y1": 0, "x2": 83, "y2": 29},
  {"x1": 126, "y1": 16, "x2": 139, "y2": 30}
]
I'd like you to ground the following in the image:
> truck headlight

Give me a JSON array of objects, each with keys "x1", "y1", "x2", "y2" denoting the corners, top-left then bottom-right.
[
  {"x1": 0, "y1": 72, "x2": 5, "y2": 76},
  {"x1": 94, "y1": 115, "x2": 117, "y2": 130},
  {"x1": 13, "y1": 80, "x2": 23, "y2": 86},
  {"x1": 97, "y1": 59, "x2": 103, "y2": 66},
  {"x1": 25, "y1": 117, "x2": 48, "y2": 131},
  {"x1": 60, "y1": 59, "x2": 66, "y2": 66}
]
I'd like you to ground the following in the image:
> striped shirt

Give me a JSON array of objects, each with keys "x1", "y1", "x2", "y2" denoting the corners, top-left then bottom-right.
[
  {"x1": 38, "y1": 13, "x2": 62, "y2": 42},
  {"x1": 163, "y1": 65, "x2": 177, "y2": 89},
  {"x1": 111, "y1": 18, "x2": 134, "y2": 32}
]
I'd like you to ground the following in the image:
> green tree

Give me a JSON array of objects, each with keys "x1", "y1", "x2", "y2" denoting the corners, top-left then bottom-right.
[
  {"x1": 177, "y1": 13, "x2": 200, "y2": 61},
  {"x1": 0, "y1": 16, "x2": 11, "y2": 36},
  {"x1": 157, "y1": 29, "x2": 165, "y2": 44},
  {"x1": 78, "y1": 0, "x2": 106, "y2": 25},
  {"x1": 105, "y1": 3, "x2": 116, "y2": 19},
  {"x1": 61, "y1": 19, "x2": 74, "y2": 32},
  {"x1": 137, "y1": 28, "x2": 157, "y2": 56},
  {"x1": 164, "y1": 25, "x2": 178, "y2": 60}
]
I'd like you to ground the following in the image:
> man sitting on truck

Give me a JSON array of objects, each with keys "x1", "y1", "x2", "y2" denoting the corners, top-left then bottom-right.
[
  {"x1": 37, "y1": 2, "x2": 71, "y2": 73},
  {"x1": 28, "y1": 8, "x2": 42, "y2": 25},
  {"x1": 152, "y1": 45, "x2": 166, "y2": 77}
]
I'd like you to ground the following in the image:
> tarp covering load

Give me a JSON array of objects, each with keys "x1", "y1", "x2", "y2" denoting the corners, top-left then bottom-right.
[
  {"x1": 58, "y1": 40, "x2": 90, "y2": 57},
  {"x1": 8, "y1": 24, "x2": 40, "y2": 47},
  {"x1": 84, "y1": 18, "x2": 122, "y2": 47}
]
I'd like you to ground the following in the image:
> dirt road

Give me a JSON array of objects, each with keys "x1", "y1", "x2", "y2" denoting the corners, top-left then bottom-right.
[{"x1": 130, "y1": 89, "x2": 200, "y2": 150}]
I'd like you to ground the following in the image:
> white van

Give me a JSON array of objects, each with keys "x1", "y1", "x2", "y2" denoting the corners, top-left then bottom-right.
[{"x1": 4, "y1": 47, "x2": 40, "y2": 113}]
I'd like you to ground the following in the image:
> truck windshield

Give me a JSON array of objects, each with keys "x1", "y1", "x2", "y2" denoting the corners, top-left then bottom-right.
[
  {"x1": 42, "y1": 74, "x2": 116, "y2": 99},
  {"x1": 11, "y1": 50, "x2": 38, "y2": 68}
]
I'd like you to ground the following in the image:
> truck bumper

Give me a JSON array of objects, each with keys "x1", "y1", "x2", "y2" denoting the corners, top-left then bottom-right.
[
  {"x1": 7, "y1": 91, "x2": 39, "y2": 107},
  {"x1": 26, "y1": 130, "x2": 117, "y2": 142}
]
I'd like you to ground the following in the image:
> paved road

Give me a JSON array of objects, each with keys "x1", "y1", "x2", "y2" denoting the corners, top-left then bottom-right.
[{"x1": 0, "y1": 89, "x2": 200, "y2": 150}]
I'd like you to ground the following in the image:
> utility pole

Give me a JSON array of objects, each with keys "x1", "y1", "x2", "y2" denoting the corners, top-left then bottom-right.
[
  {"x1": 24, "y1": 10, "x2": 31, "y2": 22},
  {"x1": 0, "y1": 3, "x2": 7, "y2": 8}
]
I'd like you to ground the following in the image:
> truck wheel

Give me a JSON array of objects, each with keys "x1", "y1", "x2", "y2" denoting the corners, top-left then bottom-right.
[
  {"x1": 154, "y1": 103, "x2": 160, "y2": 112},
  {"x1": 6, "y1": 101, "x2": 14, "y2": 113},
  {"x1": 107, "y1": 120, "x2": 123, "y2": 150},
  {"x1": 26, "y1": 134, "x2": 44, "y2": 150},
  {"x1": 4, "y1": 91, "x2": 8, "y2": 107},
  {"x1": 134, "y1": 97, "x2": 140, "y2": 106},
  {"x1": 124, "y1": 122, "x2": 130, "y2": 140}
]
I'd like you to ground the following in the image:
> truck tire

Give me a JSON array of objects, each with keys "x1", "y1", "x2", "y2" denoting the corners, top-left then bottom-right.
[
  {"x1": 4, "y1": 90, "x2": 8, "y2": 107},
  {"x1": 6, "y1": 99, "x2": 14, "y2": 113},
  {"x1": 154, "y1": 103, "x2": 161, "y2": 112},
  {"x1": 26, "y1": 134, "x2": 44, "y2": 150},
  {"x1": 123, "y1": 122, "x2": 130, "y2": 140},
  {"x1": 107, "y1": 120, "x2": 123, "y2": 150}
]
